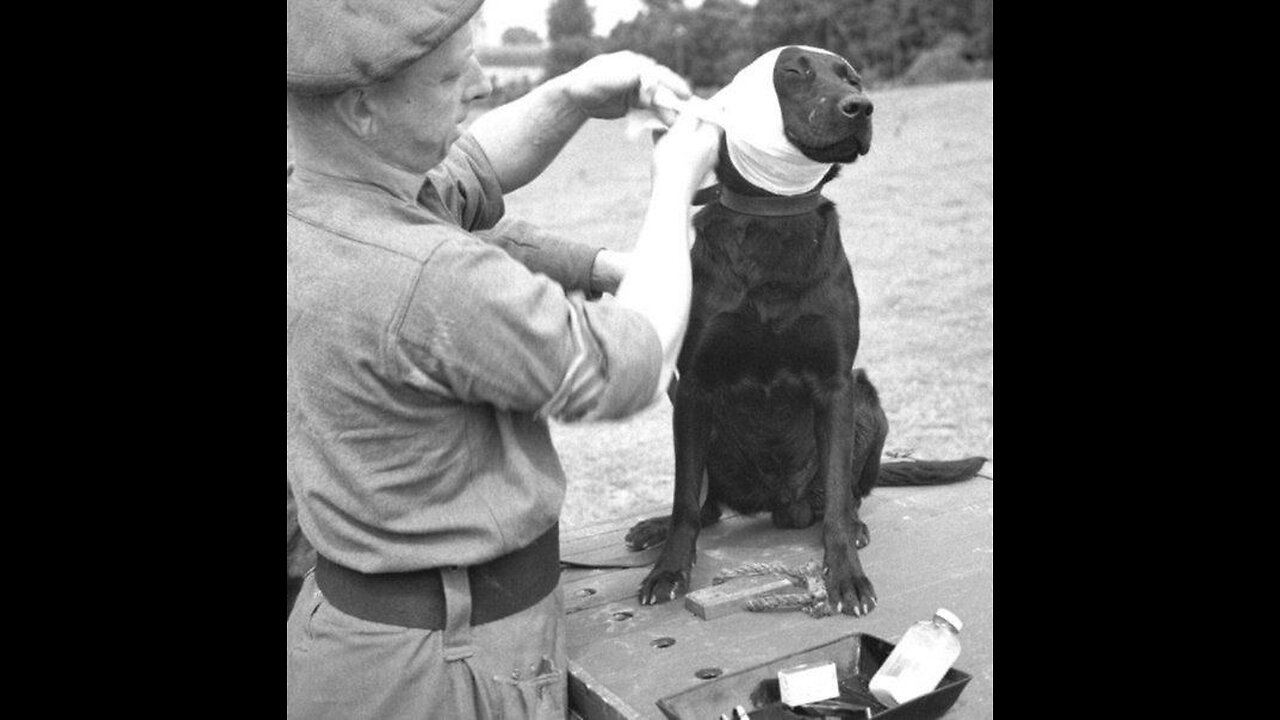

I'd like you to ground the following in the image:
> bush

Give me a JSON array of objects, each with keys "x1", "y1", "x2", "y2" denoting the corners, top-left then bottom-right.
[
  {"x1": 900, "y1": 33, "x2": 981, "y2": 87},
  {"x1": 544, "y1": 35, "x2": 603, "y2": 79}
]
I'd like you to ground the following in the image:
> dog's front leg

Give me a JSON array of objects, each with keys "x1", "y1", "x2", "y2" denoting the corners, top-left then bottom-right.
[
  {"x1": 638, "y1": 383, "x2": 711, "y2": 605},
  {"x1": 815, "y1": 375, "x2": 878, "y2": 616}
]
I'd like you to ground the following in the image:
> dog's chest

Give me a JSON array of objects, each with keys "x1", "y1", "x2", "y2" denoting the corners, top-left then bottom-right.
[{"x1": 682, "y1": 217, "x2": 857, "y2": 388}]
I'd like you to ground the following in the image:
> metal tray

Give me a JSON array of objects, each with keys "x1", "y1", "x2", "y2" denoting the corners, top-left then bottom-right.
[{"x1": 656, "y1": 631, "x2": 971, "y2": 719}]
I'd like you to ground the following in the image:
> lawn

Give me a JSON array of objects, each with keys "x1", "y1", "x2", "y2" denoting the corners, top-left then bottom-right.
[{"x1": 498, "y1": 80, "x2": 994, "y2": 530}]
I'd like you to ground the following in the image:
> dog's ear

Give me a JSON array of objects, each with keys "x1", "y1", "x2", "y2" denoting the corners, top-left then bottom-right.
[{"x1": 819, "y1": 164, "x2": 843, "y2": 187}]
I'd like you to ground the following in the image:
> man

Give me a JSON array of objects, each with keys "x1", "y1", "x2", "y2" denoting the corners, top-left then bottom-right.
[{"x1": 286, "y1": 1, "x2": 722, "y2": 717}]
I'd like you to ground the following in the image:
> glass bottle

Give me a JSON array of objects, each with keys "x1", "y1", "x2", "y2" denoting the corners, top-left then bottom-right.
[{"x1": 868, "y1": 608, "x2": 963, "y2": 707}]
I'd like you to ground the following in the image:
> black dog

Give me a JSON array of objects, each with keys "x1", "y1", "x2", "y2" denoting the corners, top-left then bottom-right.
[{"x1": 626, "y1": 46, "x2": 986, "y2": 616}]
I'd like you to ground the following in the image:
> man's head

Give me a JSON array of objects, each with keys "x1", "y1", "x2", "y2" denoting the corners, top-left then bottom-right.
[{"x1": 287, "y1": 0, "x2": 491, "y2": 174}]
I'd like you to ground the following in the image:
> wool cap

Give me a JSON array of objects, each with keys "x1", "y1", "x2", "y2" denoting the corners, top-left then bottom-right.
[{"x1": 287, "y1": 0, "x2": 485, "y2": 95}]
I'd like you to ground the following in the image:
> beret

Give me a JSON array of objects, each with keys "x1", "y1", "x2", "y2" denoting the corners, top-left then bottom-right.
[{"x1": 287, "y1": 0, "x2": 484, "y2": 95}]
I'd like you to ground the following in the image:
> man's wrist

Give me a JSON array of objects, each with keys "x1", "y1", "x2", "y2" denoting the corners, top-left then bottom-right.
[{"x1": 542, "y1": 73, "x2": 591, "y2": 123}]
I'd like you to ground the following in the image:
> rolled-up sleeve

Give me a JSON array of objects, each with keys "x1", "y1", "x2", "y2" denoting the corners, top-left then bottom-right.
[
  {"x1": 427, "y1": 136, "x2": 604, "y2": 296},
  {"x1": 478, "y1": 218, "x2": 602, "y2": 296},
  {"x1": 424, "y1": 133, "x2": 506, "y2": 232},
  {"x1": 393, "y1": 231, "x2": 662, "y2": 422}
]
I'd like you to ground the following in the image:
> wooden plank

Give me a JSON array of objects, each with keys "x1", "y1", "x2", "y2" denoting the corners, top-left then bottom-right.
[
  {"x1": 561, "y1": 508, "x2": 744, "y2": 559},
  {"x1": 568, "y1": 659, "x2": 648, "y2": 720},
  {"x1": 560, "y1": 520, "x2": 828, "y2": 635},
  {"x1": 564, "y1": 479, "x2": 993, "y2": 719},
  {"x1": 562, "y1": 506, "x2": 663, "y2": 545}
]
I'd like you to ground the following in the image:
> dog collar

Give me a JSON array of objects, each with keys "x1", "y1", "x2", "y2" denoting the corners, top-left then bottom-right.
[{"x1": 695, "y1": 184, "x2": 828, "y2": 217}]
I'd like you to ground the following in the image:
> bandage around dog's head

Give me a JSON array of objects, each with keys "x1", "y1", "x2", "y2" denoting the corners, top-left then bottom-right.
[{"x1": 712, "y1": 46, "x2": 842, "y2": 196}]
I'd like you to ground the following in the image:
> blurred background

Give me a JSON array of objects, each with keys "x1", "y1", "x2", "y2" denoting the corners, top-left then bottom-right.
[{"x1": 473, "y1": 0, "x2": 992, "y2": 106}]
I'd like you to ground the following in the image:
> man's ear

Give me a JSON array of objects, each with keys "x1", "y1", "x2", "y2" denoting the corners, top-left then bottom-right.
[{"x1": 332, "y1": 88, "x2": 376, "y2": 138}]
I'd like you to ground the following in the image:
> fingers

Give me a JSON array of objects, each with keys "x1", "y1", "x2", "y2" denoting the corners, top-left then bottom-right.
[
  {"x1": 664, "y1": 112, "x2": 723, "y2": 176},
  {"x1": 647, "y1": 85, "x2": 682, "y2": 128},
  {"x1": 636, "y1": 57, "x2": 691, "y2": 105},
  {"x1": 634, "y1": 54, "x2": 691, "y2": 127}
]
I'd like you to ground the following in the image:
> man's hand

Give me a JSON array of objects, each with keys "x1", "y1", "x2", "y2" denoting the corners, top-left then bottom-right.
[
  {"x1": 560, "y1": 51, "x2": 691, "y2": 124},
  {"x1": 590, "y1": 249, "x2": 631, "y2": 296},
  {"x1": 650, "y1": 111, "x2": 723, "y2": 201}
]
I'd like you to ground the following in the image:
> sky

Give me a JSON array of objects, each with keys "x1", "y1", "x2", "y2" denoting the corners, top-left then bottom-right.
[{"x1": 476, "y1": 0, "x2": 720, "y2": 46}]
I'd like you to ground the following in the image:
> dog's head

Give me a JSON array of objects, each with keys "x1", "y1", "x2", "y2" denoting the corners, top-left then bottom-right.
[
  {"x1": 773, "y1": 46, "x2": 873, "y2": 164},
  {"x1": 711, "y1": 45, "x2": 873, "y2": 196}
]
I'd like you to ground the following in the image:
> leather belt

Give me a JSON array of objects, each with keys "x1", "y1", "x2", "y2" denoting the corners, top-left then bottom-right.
[{"x1": 314, "y1": 523, "x2": 560, "y2": 630}]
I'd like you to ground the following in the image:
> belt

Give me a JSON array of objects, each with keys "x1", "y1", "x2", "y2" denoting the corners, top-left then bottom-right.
[{"x1": 314, "y1": 523, "x2": 560, "y2": 630}]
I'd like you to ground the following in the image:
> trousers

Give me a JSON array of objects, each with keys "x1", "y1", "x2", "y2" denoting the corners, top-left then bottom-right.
[{"x1": 287, "y1": 568, "x2": 568, "y2": 719}]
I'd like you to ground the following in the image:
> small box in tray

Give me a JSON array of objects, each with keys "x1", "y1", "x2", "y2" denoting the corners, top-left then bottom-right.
[{"x1": 656, "y1": 632, "x2": 971, "y2": 720}]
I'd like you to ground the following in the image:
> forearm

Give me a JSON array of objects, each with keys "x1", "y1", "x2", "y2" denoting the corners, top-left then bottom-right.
[
  {"x1": 477, "y1": 218, "x2": 601, "y2": 292},
  {"x1": 468, "y1": 75, "x2": 587, "y2": 194},
  {"x1": 615, "y1": 179, "x2": 696, "y2": 400}
]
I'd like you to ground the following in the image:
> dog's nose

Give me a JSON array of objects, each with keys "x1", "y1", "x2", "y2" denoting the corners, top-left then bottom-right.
[{"x1": 839, "y1": 95, "x2": 873, "y2": 118}]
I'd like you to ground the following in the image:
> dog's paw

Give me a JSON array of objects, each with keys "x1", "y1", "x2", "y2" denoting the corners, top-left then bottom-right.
[
  {"x1": 826, "y1": 566, "x2": 877, "y2": 617},
  {"x1": 638, "y1": 567, "x2": 690, "y2": 605},
  {"x1": 625, "y1": 516, "x2": 670, "y2": 551},
  {"x1": 853, "y1": 520, "x2": 871, "y2": 549}
]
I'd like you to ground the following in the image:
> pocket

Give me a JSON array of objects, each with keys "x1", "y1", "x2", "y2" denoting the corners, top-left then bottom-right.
[
  {"x1": 287, "y1": 575, "x2": 322, "y2": 653},
  {"x1": 471, "y1": 658, "x2": 566, "y2": 720},
  {"x1": 464, "y1": 586, "x2": 567, "y2": 719}
]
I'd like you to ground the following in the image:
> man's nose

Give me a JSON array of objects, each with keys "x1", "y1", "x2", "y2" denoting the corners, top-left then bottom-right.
[
  {"x1": 470, "y1": 61, "x2": 493, "y2": 102},
  {"x1": 838, "y1": 95, "x2": 873, "y2": 119}
]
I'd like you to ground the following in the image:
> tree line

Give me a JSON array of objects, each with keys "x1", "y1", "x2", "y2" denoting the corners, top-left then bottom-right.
[{"x1": 545, "y1": 0, "x2": 992, "y2": 88}]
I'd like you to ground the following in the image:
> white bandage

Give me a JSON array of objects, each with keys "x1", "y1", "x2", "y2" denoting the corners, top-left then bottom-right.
[
  {"x1": 627, "y1": 46, "x2": 842, "y2": 196},
  {"x1": 712, "y1": 46, "x2": 841, "y2": 196}
]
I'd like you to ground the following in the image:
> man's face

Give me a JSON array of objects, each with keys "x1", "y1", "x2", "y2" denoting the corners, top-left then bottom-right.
[{"x1": 363, "y1": 22, "x2": 491, "y2": 173}]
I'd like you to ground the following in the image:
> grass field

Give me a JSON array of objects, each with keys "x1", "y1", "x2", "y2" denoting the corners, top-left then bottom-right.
[
  {"x1": 498, "y1": 80, "x2": 994, "y2": 530},
  {"x1": 288, "y1": 79, "x2": 994, "y2": 532}
]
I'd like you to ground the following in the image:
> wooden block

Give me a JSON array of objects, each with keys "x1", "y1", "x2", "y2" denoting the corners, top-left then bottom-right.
[{"x1": 684, "y1": 573, "x2": 797, "y2": 620}]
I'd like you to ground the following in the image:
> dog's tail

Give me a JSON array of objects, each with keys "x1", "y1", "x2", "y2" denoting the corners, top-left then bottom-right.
[{"x1": 877, "y1": 457, "x2": 989, "y2": 486}]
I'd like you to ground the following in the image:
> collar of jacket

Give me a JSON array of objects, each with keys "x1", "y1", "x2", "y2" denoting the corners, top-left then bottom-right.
[{"x1": 693, "y1": 184, "x2": 827, "y2": 217}]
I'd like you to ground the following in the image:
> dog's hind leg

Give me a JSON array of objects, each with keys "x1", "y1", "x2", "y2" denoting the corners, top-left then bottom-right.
[{"x1": 845, "y1": 369, "x2": 889, "y2": 548}]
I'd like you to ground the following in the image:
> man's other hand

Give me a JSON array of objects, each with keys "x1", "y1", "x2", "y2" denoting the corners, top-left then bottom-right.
[{"x1": 561, "y1": 51, "x2": 691, "y2": 125}]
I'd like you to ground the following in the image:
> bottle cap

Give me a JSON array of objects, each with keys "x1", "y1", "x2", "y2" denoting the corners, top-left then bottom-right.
[{"x1": 935, "y1": 608, "x2": 962, "y2": 632}]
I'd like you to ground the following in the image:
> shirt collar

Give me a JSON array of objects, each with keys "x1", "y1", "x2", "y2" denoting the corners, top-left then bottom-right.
[{"x1": 291, "y1": 137, "x2": 428, "y2": 207}]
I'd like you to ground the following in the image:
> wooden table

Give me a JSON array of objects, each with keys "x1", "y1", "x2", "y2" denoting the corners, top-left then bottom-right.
[{"x1": 560, "y1": 464, "x2": 993, "y2": 719}]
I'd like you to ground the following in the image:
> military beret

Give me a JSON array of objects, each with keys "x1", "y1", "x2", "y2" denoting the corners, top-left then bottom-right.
[{"x1": 287, "y1": 0, "x2": 484, "y2": 95}]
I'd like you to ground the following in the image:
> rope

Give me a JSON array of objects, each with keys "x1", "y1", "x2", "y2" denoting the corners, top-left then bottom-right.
[{"x1": 713, "y1": 559, "x2": 835, "y2": 617}]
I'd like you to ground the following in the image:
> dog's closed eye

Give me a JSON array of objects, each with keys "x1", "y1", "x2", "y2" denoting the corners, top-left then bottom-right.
[
  {"x1": 783, "y1": 56, "x2": 814, "y2": 78},
  {"x1": 834, "y1": 63, "x2": 861, "y2": 86}
]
